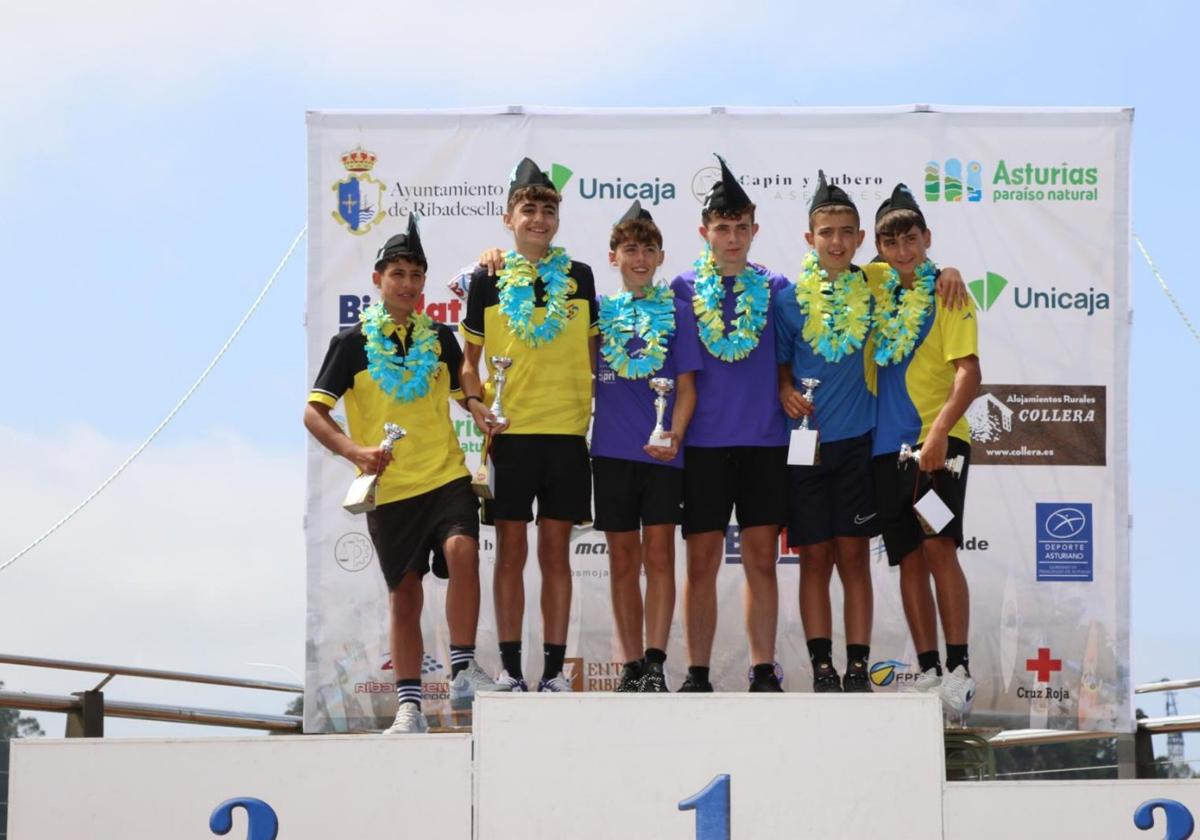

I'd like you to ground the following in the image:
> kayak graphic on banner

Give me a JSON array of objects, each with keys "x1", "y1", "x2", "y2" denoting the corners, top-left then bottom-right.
[{"x1": 304, "y1": 106, "x2": 1131, "y2": 732}]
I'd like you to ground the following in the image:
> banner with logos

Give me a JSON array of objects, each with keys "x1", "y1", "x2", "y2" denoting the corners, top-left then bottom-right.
[{"x1": 304, "y1": 106, "x2": 1132, "y2": 732}]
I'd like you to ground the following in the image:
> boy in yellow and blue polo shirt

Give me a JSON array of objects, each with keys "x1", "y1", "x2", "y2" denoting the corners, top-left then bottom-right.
[
  {"x1": 305, "y1": 216, "x2": 497, "y2": 734},
  {"x1": 868, "y1": 183, "x2": 982, "y2": 720},
  {"x1": 459, "y1": 157, "x2": 599, "y2": 693}
]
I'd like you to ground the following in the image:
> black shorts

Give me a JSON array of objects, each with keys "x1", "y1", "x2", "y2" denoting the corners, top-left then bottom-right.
[
  {"x1": 366, "y1": 477, "x2": 480, "y2": 589},
  {"x1": 682, "y1": 446, "x2": 788, "y2": 537},
  {"x1": 481, "y1": 434, "x2": 592, "y2": 525},
  {"x1": 872, "y1": 437, "x2": 971, "y2": 566},
  {"x1": 592, "y1": 456, "x2": 684, "y2": 532},
  {"x1": 787, "y1": 432, "x2": 880, "y2": 547}
]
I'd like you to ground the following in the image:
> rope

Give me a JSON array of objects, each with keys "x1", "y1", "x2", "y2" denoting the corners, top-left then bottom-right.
[
  {"x1": 0, "y1": 226, "x2": 308, "y2": 575},
  {"x1": 1134, "y1": 233, "x2": 1200, "y2": 345}
]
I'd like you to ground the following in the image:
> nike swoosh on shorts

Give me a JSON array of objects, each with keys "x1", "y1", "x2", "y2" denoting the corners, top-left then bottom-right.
[{"x1": 854, "y1": 513, "x2": 877, "y2": 525}]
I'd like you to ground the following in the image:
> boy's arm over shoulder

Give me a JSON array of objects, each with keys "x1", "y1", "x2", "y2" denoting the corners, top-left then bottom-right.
[
  {"x1": 572, "y1": 261, "x2": 600, "y2": 335},
  {"x1": 436, "y1": 323, "x2": 465, "y2": 399},
  {"x1": 772, "y1": 282, "x2": 798, "y2": 364},
  {"x1": 459, "y1": 265, "x2": 493, "y2": 346}
]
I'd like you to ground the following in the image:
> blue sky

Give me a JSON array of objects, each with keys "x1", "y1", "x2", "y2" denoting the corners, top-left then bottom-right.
[{"x1": 1, "y1": 0, "x2": 1197, "y2": 757}]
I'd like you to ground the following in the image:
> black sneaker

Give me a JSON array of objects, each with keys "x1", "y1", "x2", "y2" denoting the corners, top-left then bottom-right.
[
  {"x1": 639, "y1": 662, "x2": 670, "y2": 693},
  {"x1": 843, "y1": 660, "x2": 873, "y2": 693},
  {"x1": 615, "y1": 664, "x2": 643, "y2": 693},
  {"x1": 677, "y1": 674, "x2": 714, "y2": 693},
  {"x1": 812, "y1": 661, "x2": 842, "y2": 693},
  {"x1": 748, "y1": 673, "x2": 784, "y2": 692}
]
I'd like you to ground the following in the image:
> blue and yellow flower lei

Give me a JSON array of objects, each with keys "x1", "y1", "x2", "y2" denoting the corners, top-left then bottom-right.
[
  {"x1": 361, "y1": 304, "x2": 441, "y2": 402},
  {"x1": 794, "y1": 251, "x2": 873, "y2": 363},
  {"x1": 691, "y1": 248, "x2": 769, "y2": 362},
  {"x1": 598, "y1": 285, "x2": 676, "y2": 379},
  {"x1": 497, "y1": 246, "x2": 573, "y2": 348},
  {"x1": 872, "y1": 260, "x2": 939, "y2": 366}
]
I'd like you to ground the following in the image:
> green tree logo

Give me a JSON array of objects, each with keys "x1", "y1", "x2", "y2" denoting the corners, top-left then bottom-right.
[
  {"x1": 969, "y1": 271, "x2": 1009, "y2": 311},
  {"x1": 548, "y1": 163, "x2": 573, "y2": 192}
]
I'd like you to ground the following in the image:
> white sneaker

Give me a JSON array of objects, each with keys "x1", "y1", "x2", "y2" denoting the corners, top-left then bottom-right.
[
  {"x1": 383, "y1": 703, "x2": 428, "y2": 734},
  {"x1": 449, "y1": 660, "x2": 500, "y2": 709},
  {"x1": 906, "y1": 667, "x2": 943, "y2": 693},
  {"x1": 493, "y1": 670, "x2": 528, "y2": 692},
  {"x1": 938, "y1": 665, "x2": 976, "y2": 719},
  {"x1": 537, "y1": 672, "x2": 573, "y2": 692}
]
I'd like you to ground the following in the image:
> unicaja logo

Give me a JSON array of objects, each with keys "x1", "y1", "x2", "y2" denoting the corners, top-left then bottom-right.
[
  {"x1": 968, "y1": 271, "x2": 1009, "y2": 311},
  {"x1": 925, "y1": 158, "x2": 983, "y2": 203},
  {"x1": 547, "y1": 163, "x2": 574, "y2": 192}
]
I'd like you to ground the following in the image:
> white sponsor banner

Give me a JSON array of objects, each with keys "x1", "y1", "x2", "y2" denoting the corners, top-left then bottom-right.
[
  {"x1": 305, "y1": 107, "x2": 1132, "y2": 732},
  {"x1": 9, "y1": 734, "x2": 472, "y2": 839}
]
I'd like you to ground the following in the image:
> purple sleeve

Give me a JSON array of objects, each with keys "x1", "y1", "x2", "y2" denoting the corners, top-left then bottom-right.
[{"x1": 670, "y1": 297, "x2": 704, "y2": 375}]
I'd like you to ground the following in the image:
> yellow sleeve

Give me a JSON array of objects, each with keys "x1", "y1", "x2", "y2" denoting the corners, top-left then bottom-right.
[
  {"x1": 307, "y1": 390, "x2": 338, "y2": 409},
  {"x1": 939, "y1": 296, "x2": 979, "y2": 362}
]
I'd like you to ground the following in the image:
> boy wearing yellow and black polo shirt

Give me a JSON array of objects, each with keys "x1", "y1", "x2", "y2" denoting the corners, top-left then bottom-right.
[
  {"x1": 305, "y1": 217, "x2": 497, "y2": 735},
  {"x1": 869, "y1": 184, "x2": 982, "y2": 720},
  {"x1": 459, "y1": 157, "x2": 599, "y2": 693}
]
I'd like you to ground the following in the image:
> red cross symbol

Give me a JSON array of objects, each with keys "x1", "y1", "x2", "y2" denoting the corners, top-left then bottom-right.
[{"x1": 1026, "y1": 647, "x2": 1062, "y2": 683}]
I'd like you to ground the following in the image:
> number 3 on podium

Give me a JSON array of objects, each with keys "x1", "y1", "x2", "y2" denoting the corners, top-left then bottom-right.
[{"x1": 679, "y1": 774, "x2": 731, "y2": 840}]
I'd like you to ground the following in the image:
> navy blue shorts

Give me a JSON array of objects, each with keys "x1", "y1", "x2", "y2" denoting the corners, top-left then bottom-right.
[{"x1": 786, "y1": 432, "x2": 879, "y2": 548}]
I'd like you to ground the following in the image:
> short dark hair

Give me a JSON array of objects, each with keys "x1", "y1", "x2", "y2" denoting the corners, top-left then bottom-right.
[
  {"x1": 610, "y1": 218, "x2": 663, "y2": 250},
  {"x1": 506, "y1": 185, "x2": 561, "y2": 214},
  {"x1": 701, "y1": 203, "x2": 757, "y2": 226},
  {"x1": 374, "y1": 252, "x2": 427, "y2": 273},
  {"x1": 809, "y1": 204, "x2": 860, "y2": 230},
  {"x1": 874, "y1": 208, "x2": 928, "y2": 239}
]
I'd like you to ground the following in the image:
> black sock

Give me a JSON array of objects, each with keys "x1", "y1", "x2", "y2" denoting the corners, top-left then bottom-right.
[
  {"x1": 450, "y1": 644, "x2": 475, "y2": 677},
  {"x1": 917, "y1": 650, "x2": 943, "y2": 675},
  {"x1": 687, "y1": 665, "x2": 710, "y2": 684},
  {"x1": 395, "y1": 678, "x2": 422, "y2": 709},
  {"x1": 499, "y1": 640, "x2": 523, "y2": 680},
  {"x1": 752, "y1": 663, "x2": 776, "y2": 682},
  {"x1": 846, "y1": 644, "x2": 870, "y2": 668},
  {"x1": 807, "y1": 637, "x2": 833, "y2": 666},
  {"x1": 946, "y1": 645, "x2": 970, "y2": 675},
  {"x1": 645, "y1": 648, "x2": 667, "y2": 667},
  {"x1": 542, "y1": 643, "x2": 567, "y2": 681}
]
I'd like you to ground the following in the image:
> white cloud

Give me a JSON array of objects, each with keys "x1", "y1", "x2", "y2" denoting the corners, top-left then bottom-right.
[{"x1": 0, "y1": 423, "x2": 305, "y2": 736}]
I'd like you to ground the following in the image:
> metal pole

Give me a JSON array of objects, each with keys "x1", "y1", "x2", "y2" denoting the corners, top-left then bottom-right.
[
  {"x1": 0, "y1": 653, "x2": 301, "y2": 693},
  {"x1": 0, "y1": 691, "x2": 301, "y2": 733}
]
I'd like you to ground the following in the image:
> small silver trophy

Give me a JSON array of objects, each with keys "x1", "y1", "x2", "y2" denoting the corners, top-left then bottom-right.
[
  {"x1": 489, "y1": 356, "x2": 513, "y2": 427},
  {"x1": 788, "y1": 377, "x2": 821, "y2": 466},
  {"x1": 647, "y1": 377, "x2": 675, "y2": 448},
  {"x1": 897, "y1": 443, "x2": 965, "y2": 478},
  {"x1": 798, "y1": 377, "x2": 821, "y2": 431},
  {"x1": 342, "y1": 423, "x2": 406, "y2": 514}
]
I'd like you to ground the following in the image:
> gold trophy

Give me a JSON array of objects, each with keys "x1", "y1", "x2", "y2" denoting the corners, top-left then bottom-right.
[
  {"x1": 647, "y1": 377, "x2": 675, "y2": 448},
  {"x1": 342, "y1": 423, "x2": 406, "y2": 514}
]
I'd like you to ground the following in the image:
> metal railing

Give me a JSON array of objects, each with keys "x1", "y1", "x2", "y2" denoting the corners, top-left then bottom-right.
[{"x1": 0, "y1": 652, "x2": 301, "y2": 735}]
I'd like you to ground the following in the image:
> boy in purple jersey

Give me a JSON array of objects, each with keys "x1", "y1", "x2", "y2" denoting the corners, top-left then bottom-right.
[
  {"x1": 593, "y1": 201, "x2": 702, "y2": 692},
  {"x1": 673, "y1": 155, "x2": 791, "y2": 693}
]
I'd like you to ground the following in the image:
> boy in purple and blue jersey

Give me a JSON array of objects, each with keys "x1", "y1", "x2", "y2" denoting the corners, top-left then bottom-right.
[{"x1": 591, "y1": 200, "x2": 702, "y2": 692}]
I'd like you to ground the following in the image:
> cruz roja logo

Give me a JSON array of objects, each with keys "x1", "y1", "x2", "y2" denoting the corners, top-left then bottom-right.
[
  {"x1": 1020, "y1": 647, "x2": 1069, "y2": 701},
  {"x1": 967, "y1": 270, "x2": 1109, "y2": 316},
  {"x1": 331, "y1": 147, "x2": 386, "y2": 235},
  {"x1": 925, "y1": 157, "x2": 1100, "y2": 203}
]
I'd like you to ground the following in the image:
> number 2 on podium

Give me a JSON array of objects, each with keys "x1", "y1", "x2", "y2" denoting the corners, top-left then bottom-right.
[{"x1": 679, "y1": 774, "x2": 731, "y2": 840}]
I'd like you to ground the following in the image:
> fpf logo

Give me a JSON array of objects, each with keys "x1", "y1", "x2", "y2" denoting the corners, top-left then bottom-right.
[
  {"x1": 924, "y1": 158, "x2": 984, "y2": 203},
  {"x1": 331, "y1": 147, "x2": 386, "y2": 235}
]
